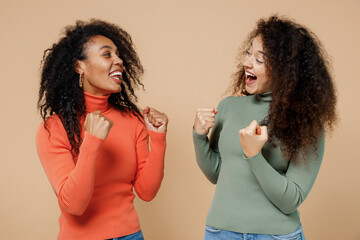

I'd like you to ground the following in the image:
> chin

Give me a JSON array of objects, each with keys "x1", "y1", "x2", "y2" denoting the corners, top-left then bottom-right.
[
  {"x1": 109, "y1": 86, "x2": 122, "y2": 94},
  {"x1": 245, "y1": 86, "x2": 257, "y2": 95}
]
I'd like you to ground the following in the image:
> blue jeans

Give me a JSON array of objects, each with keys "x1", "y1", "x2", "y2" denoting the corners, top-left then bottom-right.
[
  {"x1": 107, "y1": 230, "x2": 144, "y2": 240},
  {"x1": 204, "y1": 225, "x2": 305, "y2": 240}
]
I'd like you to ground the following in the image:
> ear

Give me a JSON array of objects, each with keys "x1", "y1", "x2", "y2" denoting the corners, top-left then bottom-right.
[{"x1": 74, "y1": 59, "x2": 85, "y2": 75}]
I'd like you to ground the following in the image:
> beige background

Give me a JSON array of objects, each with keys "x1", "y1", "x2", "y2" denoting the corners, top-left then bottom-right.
[{"x1": 1, "y1": 0, "x2": 359, "y2": 239}]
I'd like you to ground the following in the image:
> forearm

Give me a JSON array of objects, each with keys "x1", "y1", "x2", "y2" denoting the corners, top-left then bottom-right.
[
  {"x1": 57, "y1": 133, "x2": 103, "y2": 215},
  {"x1": 193, "y1": 129, "x2": 221, "y2": 184},
  {"x1": 246, "y1": 153, "x2": 303, "y2": 214},
  {"x1": 134, "y1": 131, "x2": 166, "y2": 201},
  {"x1": 37, "y1": 129, "x2": 103, "y2": 215},
  {"x1": 246, "y1": 146, "x2": 323, "y2": 214}
]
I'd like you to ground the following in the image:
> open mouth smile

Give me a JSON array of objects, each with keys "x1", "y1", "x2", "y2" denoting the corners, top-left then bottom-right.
[
  {"x1": 109, "y1": 70, "x2": 122, "y2": 84},
  {"x1": 245, "y1": 71, "x2": 257, "y2": 85}
]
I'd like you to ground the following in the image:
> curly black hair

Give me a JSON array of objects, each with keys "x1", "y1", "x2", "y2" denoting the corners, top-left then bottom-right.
[
  {"x1": 38, "y1": 19, "x2": 144, "y2": 157},
  {"x1": 231, "y1": 15, "x2": 338, "y2": 162}
]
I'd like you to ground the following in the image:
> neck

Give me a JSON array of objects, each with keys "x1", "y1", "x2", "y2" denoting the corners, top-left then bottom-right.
[
  {"x1": 253, "y1": 91, "x2": 272, "y2": 106},
  {"x1": 84, "y1": 91, "x2": 110, "y2": 113}
]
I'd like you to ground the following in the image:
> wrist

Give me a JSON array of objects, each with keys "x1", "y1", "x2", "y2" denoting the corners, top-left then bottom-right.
[
  {"x1": 243, "y1": 149, "x2": 261, "y2": 158},
  {"x1": 243, "y1": 150, "x2": 262, "y2": 160},
  {"x1": 193, "y1": 126, "x2": 208, "y2": 135}
]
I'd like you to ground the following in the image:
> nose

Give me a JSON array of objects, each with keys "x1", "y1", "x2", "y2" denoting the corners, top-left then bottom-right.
[
  {"x1": 243, "y1": 55, "x2": 252, "y2": 69},
  {"x1": 113, "y1": 55, "x2": 124, "y2": 68}
]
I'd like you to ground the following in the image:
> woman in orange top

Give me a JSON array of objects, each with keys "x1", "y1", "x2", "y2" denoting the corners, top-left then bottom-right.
[{"x1": 36, "y1": 19, "x2": 168, "y2": 240}]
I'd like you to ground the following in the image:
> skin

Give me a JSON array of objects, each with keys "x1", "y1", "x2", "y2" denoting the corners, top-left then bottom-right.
[
  {"x1": 238, "y1": 120, "x2": 268, "y2": 158},
  {"x1": 77, "y1": 35, "x2": 124, "y2": 96},
  {"x1": 76, "y1": 35, "x2": 168, "y2": 138},
  {"x1": 194, "y1": 35, "x2": 271, "y2": 157},
  {"x1": 84, "y1": 110, "x2": 114, "y2": 140},
  {"x1": 143, "y1": 106, "x2": 168, "y2": 133},
  {"x1": 243, "y1": 36, "x2": 271, "y2": 95},
  {"x1": 193, "y1": 108, "x2": 218, "y2": 135},
  {"x1": 240, "y1": 36, "x2": 271, "y2": 157}
]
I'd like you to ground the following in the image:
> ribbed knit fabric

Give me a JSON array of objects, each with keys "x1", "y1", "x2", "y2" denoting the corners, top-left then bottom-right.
[
  {"x1": 193, "y1": 93, "x2": 324, "y2": 234},
  {"x1": 36, "y1": 91, "x2": 166, "y2": 240}
]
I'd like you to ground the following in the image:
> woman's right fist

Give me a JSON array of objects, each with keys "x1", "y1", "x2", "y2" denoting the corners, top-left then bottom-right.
[
  {"x1": 193, "y1": 108, "x2": 218, "y2": 135},
  {"x1": 84, "y1": 111, "x2": 114, "y2": 140}
]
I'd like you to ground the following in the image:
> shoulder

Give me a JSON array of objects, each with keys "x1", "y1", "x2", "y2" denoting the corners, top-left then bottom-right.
[
  {"x1": 119, "y1": 109, "x2": 144, "y2": 125},
  {"x1": 217, "y1": 95, "x2": 251, "y2": 111},
  {"x1": 37, "y1": 114, "x2": 64, "y2": 133},
  {"x1": 109, "y1": 106, "x2": 143, "y2": 124},
  {"x1": 36, "y1": 114, "x2": 68, "y2": 146},
  {"x1": 112, "y1": 108, "x2": 146, "y2": 133}
]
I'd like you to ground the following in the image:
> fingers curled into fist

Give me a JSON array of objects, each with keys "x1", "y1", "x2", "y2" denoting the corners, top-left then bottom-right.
[
  {"x1": 84, "y1": 110, "x2": 114, "y2": 140},
  {"x1": 143, "y1": 106, "x2": 168, "y2": 133},
  {"x1": 238, "y1": 120, "x2": 268, "y2": 158},
  {"x1": 194, "y1": 108, "x2": 218, "y2": 135}
]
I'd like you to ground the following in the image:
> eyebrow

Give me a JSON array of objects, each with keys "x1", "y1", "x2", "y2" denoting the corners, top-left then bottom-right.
[
  {"x1": 99, "y1": 45, "x2": 113, "y2": 51},
  {"x1": 99, "y1": 45, "x2": 119, "y2": 55},
  {"x1": 249, "y1": 42, "x2": 266, "y2": 55}
]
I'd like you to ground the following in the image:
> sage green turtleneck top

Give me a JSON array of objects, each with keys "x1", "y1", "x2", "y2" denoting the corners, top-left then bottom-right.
[{"x1": 193, "y1": 93, "x2": 324, "y2": 234}]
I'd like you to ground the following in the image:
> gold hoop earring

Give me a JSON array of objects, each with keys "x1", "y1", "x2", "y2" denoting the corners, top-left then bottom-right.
[{"x1": 79, "y1": 74, "x2": 83, "y2": 88}]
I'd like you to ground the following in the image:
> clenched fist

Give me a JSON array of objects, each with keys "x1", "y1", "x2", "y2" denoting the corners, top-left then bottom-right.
[
  {"x1": 193, "y1": 108, "x2": 218, "y2": 135},
  {"x1": 84, "y1": 110, "x2": 114, "y2": 140},
  {"x1": 239, "y1": 120, "x2": 268, "y2": 158},
  {"x1": 143, "y1": 106, "x2": 168, "y2": 133}
]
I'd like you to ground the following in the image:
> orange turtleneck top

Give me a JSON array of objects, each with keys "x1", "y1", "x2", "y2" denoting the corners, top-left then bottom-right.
[{"x1": 36, "y1": 92, "x2": 167, "y2": 240}]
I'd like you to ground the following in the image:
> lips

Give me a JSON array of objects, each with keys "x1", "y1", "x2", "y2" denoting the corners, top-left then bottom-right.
[
  {"x1": 109, "y1": 70, "x2": 122, "y2": 84},
  {"x1": 245, "y1": 71, "x2": 257, "y2": 85}
]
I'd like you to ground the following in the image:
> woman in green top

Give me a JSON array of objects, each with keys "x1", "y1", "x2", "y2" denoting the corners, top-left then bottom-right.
[{"x1": 193, "y1": 15, "x2": 337, "y2": 240}]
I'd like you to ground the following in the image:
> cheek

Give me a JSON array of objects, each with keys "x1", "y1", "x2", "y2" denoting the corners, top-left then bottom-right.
[
  {"x1": 260, "y1": 65, "x2": 267, "y2": 76},
  {"x1": 259, "y1": 68, "x2": 269, "y2": 82},
  {"x1": 89, "y1": 60, "x2": 109, "y2": 73}
]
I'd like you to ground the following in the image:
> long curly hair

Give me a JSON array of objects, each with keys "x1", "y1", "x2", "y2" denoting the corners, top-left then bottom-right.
[
  {"x1": 38, "y1": 19, "x2": 144, "y2": 157},
  {"x1": 231, "y1": 15, "x2": 337, "y2": 162}
]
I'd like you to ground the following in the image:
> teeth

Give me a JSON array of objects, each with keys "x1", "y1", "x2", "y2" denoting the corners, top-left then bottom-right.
[
  {"x1": 110, "y1": 72, "x2": 122, "y2": 77},
  {"x1": 245, "y1": 72, "x2": 256, "y2": 78}
]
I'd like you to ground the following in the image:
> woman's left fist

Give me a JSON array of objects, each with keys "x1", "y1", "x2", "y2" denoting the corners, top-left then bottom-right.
[
  {"x1": 239, "y1": 120, "x2": 268, "y2": 158},
  {"x1": 142, "y1": 106, "x2": 168, "y2": 133}
]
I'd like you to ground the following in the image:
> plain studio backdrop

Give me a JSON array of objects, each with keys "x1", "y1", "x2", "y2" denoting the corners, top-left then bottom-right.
[{"x1": 1, "y1": 0, "x2": 359, "y2": 239}]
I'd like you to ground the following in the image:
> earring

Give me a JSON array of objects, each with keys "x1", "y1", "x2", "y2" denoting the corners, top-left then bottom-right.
[{"x1": 79, "y1": 74, "x2": 83, "y2": 88}]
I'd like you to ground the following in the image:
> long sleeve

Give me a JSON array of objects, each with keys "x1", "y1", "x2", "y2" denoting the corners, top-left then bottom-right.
[
  {"x1": 36, "y1": 117, "x2": 104, "y2": 215},
  {"x1": 133, "y1": 123, "x2": 167, "y2": 201},
  {"x1": 245, "y1": 130, "x2": 325, "y2": 214},
  {"x1": 196, "y1": 94, "x2": 323, "y2": 234},
  {"x1": 37, "y1": 93, "x2": 168, "y2": 240},
  {"x1": 192, "y1": 100, "x2": 225, "y2": 184}
]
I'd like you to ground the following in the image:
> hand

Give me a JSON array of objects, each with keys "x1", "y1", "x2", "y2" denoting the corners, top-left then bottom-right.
[
  {"x1": 142, "y1": 106, "x2": 168, "y2": 133},
  {"x1": 193, "y1": 108, "x2": 218, "y2": 135},
  {"x1": 84, "y1": 110, "x2": 114, "y2": 140},
  {"x1": 239, "y1": 120, "x2": 268, "y2": 158}
]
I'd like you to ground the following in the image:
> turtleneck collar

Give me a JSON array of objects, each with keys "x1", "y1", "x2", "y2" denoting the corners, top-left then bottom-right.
[
  {"x1": 84, "y1": 91, "x2": 111, "y2": 113},
  {"x1": 253, "y1": 91, "x2": 272, "y2": 106}
]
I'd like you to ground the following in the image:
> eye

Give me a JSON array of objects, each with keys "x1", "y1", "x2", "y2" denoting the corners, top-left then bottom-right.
[
  {"x1": 246, "y1": 50, "x2": 251, "y2": 55},
  {"x1": 256, "y1": 59, "x2": 264, "y2": 64},
  {"x1": 103, "y1": 52, "x2": 111, "y2": 57}
]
